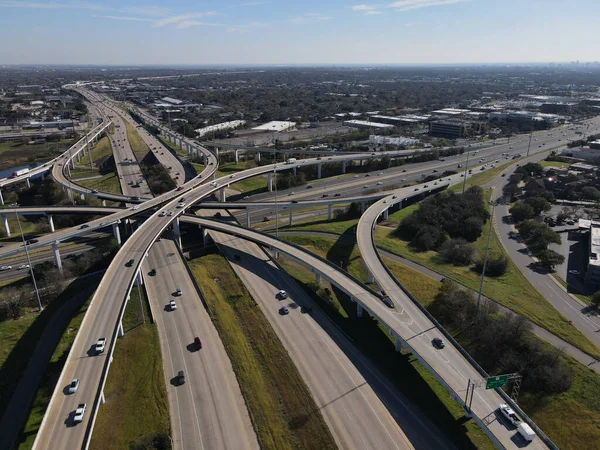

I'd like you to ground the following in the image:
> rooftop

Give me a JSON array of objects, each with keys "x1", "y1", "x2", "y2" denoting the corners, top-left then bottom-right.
[
  {"x1": 252, "y1": 121, "x2": 296, "y2": 132},
  {"x1": 343, "y1": 120, "x2": 394, "y2": 129}
]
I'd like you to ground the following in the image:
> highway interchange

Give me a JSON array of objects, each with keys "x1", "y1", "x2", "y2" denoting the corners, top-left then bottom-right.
[{"x1": 2, "y1": 87, "x2": 600, "y2": 450}]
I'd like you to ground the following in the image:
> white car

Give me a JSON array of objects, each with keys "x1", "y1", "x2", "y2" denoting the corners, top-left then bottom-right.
[
  {"x1": 131, "y1": 205, "x2": 140, "y2": 210},
  {"x1": 175, "y1": 288, "x2": 182, "y2": 296},
  {"x1": 176, "y1": 203, "x2": 185, "y2": 209},
  {"x1": 95, "y1": 338, "x2": 106, "y2": 354},
  {"x1": 167, "y1": 211, "x2": 174, "y2": 217},
  {"x1": 73, "y1": 403, "x2": 86, "y2": 423},
  {"x1": 568, "y1": 269, "x2": 580, "y2": 275},
  {"x1": 377, "y1": 181, "x2": 383, "y2": 185},
  {"x1": 159, "y1": 211, "x2": 166, "y2": 217},
  {"x1": 169, "y1": 300, "x2": 177, "y2": 311},
  {"x1": 498, "y1": 404, "x2": 520, "y2": 427},
  {"x1": 17, "y1": 264, "x2": 30, "y2": 270},
  {"x1": 68, "y1": 378, "x2": 80, "y2": 394},
  {"x1": 277, "y1": 290, "x2": 288, "y2": 299},
  {"x1": 0, "y1": 266, "x2": 12, "y2": 271}
]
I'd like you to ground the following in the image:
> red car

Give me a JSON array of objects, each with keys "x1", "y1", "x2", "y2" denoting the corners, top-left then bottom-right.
[
  {"x1": 194, "y1": 337, "x2": 202, "y2": 350},
  {"x1": 177, "y1": 186, "x2": 184, "y2": 191}
]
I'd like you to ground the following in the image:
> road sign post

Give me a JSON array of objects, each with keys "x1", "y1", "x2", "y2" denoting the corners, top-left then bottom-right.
[{"x1": 486, "y1": 375, "x2": 508, "y2": 390}]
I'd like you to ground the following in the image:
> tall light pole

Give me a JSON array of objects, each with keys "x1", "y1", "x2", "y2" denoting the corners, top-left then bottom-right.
[
  {"x1": 475, "y1": 199, "x2": 497, "y2": 319},
  {"x1": 461, "y1": 140, "x2": 471, "y2": 196},
  {"x1": 274, "y1": 167, "x2": 279, "y2": 238},
  {"x1": 13, "y1": 205, "x2": 42, "y2": 312},
  {"x1": 526, "y1": 120, "x2": 534, "y2": 157}
]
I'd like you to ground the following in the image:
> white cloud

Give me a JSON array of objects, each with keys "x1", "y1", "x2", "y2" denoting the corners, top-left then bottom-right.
[
  {"x1": 94, "y1": 15, "x2": 153, "y2": 22},
  {"x1": 389, "y1": 0, "x2": 471, "y2": 12},
  {"x1": 153, "y1": 12, "x2": 217, "y2": 28},
  {"x1": 289, "y1": 13, "x2": 330, "y2": 24},
  {"x1": 0, "y1": 1, "x2": 105, "y2": 10},
  {"x1": 352, "y1": 4, "x2": 383, "y2": 15}
]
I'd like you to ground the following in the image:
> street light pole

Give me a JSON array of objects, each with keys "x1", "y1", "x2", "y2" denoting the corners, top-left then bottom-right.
[
  {"x1": 475, "y1": 199, "x2": 497, "y2": 320},
  {"x1": 274, "y1": 168, "x2": 279, "y2": 238},
  {"x1": 461, "y1": 142, "x2": 471, "y2": 196},
  {"x1": 13, "y1": 205, "x2": 43, "y2": 312},
  {"x1": 526, "y1": 120, "x2": 534, "y2": 157}
]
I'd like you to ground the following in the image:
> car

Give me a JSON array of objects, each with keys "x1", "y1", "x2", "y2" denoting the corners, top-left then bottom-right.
[
  {"x1": 377, "y1": 181, "x2": 383, "y2": 185},
  {"x1": 363, "y1": 185, "x2": 370, "y2": 188},
  {"x1": 322, "y1": 194, "x2": 329, "y2": 198},
  {"x1": 26, "y1": 239, "x2": 38, "y2": 245},
  {"x1": 424, "y1": 184, "x2": 429, "y2": 188},
  {"x1": 401, "y1": 169, "x2": 407, "y2": 172},
  {"x1": 432, "y1": 169, "x2": 438, "y2": 173},
  {"x1": 414, "y1": 187, "x2": 419, "y2": 191},
  {"x1": 210, "y1": 181, "x2": 218, "y2": 187},
  {"x1": 73, "y1": 403, "x2": 86, "y2": 423},
  {"x1": 288, "y1": 192, "x2": 295, "y2": 196},
  {"x1": 365, "y1": 173, "x2": 371, "y2": 177},
  {"x1": 279, "y1": 306, "x2": 289, "y2": 315},
  {"x1": 177, "y1": 370, "x2": 185, "y2": 385},
  {"x1": 568, "y1": 269, "x2": 580, "y2": 275},
  {"x1": 432, "y1": 337, "x2": 445, "y2": 349},
  {"x1": 353, "y1": 175, "x2": 359, "y2": 178},
  {"x1": 126, "y1": 259, "x2": 134, "y2": 267},
  {"x1": 159, "y1": 211, "x2": 166, "y2": 217},
  {"x1": 433, "y1": 182, "x2": 438, "y2": 185},
  {"x1": 17, "y1": 264, "x2": 30, "y2": 270},
  {"x1": 176, "y1": 203, "x2": 185, "y2": 209},
  {"x1": 68, "y1": 378, "x2": 80, "y2": 394},
  {"x1": 334, "y1": 193, "x2": 341, "y2": 197},
  {"x1": 167, "y1": 211, "x2": 174, "y2": 217},
  {"x1": 131, "y1": 205, "x2": 140, "y2": 210},
  {"x1": 175, "y1": 288, "x2": 182, "y2": 296},
  {"x1": 169, "y1": 300, "x2": 177, "y2": 310},
  {"x1": 457, "y1": 164, "x2": 462, "y2": 168},
  {"x1": 80, "y1": 223, "x2": 90, "y2": 229},
  {"x1": 306, "y1": 185, "x2": 312, "y2": 189},
  {"x1": 278, "y1": 290, "x2": 288, "y2": 299},
  {"x1": 96, "y1": 338, "x2": 106, "y2": 354},
  {"x1": 91, "y1": 189, "x2": 99, "y2": 194},
  {"x1": 392, "y1": 195, "x2": 397, "y2": 199},
  {"x1": 566, "y1": 220, "x2": 575, "y2": 225},
  {"x1": 0, "y1": 266, "x2": 12, "y2": 271},
  {"x1": 194, "y1": 337, "x2": 202, "y2": 350},
  {"x1": 230, "y1": 174, "x2": 235, "y2": 178},
  {"x1": 177, "y1": 186, "x2": 184, "y2": 191},
  {"x1": 378, "y1": 172, "x2": 383, "y2": 176},
  {"x1": 498, "y1": 403, "x2": 521, "y2": 427},
  {"x1": 243, "y1": 196, "x2": 250, "y2": 200}
]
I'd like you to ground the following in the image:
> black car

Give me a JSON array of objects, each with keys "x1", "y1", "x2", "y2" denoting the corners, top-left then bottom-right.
[
  {"x1": 432, "y1": 338, "x2": 445, "y2": 349},
  {"x1": 125, "y1": 259, "x2": 134, "y2": 267},
  {"x1": 25, "y1": 239, "x2": 39, "y2": 245},
  {"x1": 177, "y1": 370, "x2": 185, "y2": 385}
]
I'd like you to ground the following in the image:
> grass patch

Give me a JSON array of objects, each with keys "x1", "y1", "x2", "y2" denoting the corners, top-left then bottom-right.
[
  {"x1": 190, "y1": 162, "x2": 204, "y2": 175},
  {"x1": 158, "y1": 136, "x2": 186, "y2": 156},
  {"x1": 0, "y1": 215, "x2": 41, "y2": 242},
  {"x1": 278, "y1": 217, "x2": 359, "y2": 235},
  {"x1": 124, "y1": 122, "x2": 150, "y2": 157},
  {"x1": 90, "y1": 286, "x2": 170, "y2": 450},
  {"x1": 14, "y1": 276, "x2": 101, "y2": 449},
  {"x1": 218, "y1": 161, "x2": 266, "y2": 194},
  {"x1": 188, "y1": 253, "x2": 336, "y2": 450},
  {"x1": 78, "y1": 136, "x2": 113, "y2": 167},
  {"x1": 0, "y1": 139, "x2": 76, "y2": 171},
  {"x1": 276, "y1": 240, "x2": 493, "y2": 450},
  {"x1": 80, "y1": 173, "x2": 123, "y2": 195},
  {"x1": 539, "y1": 160, "x2": 572, "y2": 169}
]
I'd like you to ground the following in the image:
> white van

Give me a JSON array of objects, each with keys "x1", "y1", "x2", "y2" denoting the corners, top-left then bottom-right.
[
  {"x1": 285, "y1": 158, "x2": 297, "y2": 164},
  {"x1": 517, "y1": 423, "x2": 536, "y2": 442}
]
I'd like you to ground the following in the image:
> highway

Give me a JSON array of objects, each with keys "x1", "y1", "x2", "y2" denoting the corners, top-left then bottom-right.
[
  {"x1": 201, "y1": 210, "x2": 450, "y2": 449},
  {"x1": 144, "y1": 239, "x2": 258, "y2": 450},
  {"x1": 30, "y1": 113, "x2": 600, "y2": 449}
]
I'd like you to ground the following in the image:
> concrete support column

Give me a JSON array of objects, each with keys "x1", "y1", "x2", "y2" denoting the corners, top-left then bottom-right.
[
  {"x1": 102, "y1": 200, "x2": 106, "y2": 207},
  {"x1": 288, "y1": 207, "x2": 293, "y2": 226},
  {"x1": 215, "y1": 147, "x2": 219, "y2": 158},
  {"x1": 202, "y1": 228, "x2": 209, "y2": 247},
  {"x1": 77, "y1": 152, "x2": 81, "y2": 163},
  {"x1": 328, "y1": 204, "x2": 332, "y2": 221},
  {"x1": 357, "y1": 303, "x2": 364, "y2": 318},
  {"x1": 86, "y1": 137, "x2": 93, "y2": 169},
  {"x1": 80, "y1": 193, "x2": 85, "y2": 201},
  {"x1": 1, "y1": 215, "x2": 10, "y2": 237},
  {"x1": 220, "y1": 187, "x2": 226, "y2": 203},
  {"x1": 317, "y1": 163, "x2": 322, "y2": 179},
  {"x1": 136, "y1": 269, "x2": 144, "y2": 287},
  {"x1": 342, "y1": 160, "x2": 347, "y2": 174},
  {"x1": 70, "y1": 157, "x2": 75, "y2": 170},
  {"x1": 246, "y1": 208, "x2": 251, "y2": 228},
  {"x1": 26, "y1": 178, "x2": 31, "y2": 188},
  {"x1": 361, "y1": 202, "x2": 366, "y2": 214},
  {"x1": 256, "y1": 151, "x2": 261, "y2": 163},
  {"x1": 52, "y1": 242, "x2": 63, "y2": 273},
  {"x1": 112, "y1": 223, "x2": 121, "y2": 246},
  {"x1": 0, "y1": 189, "x2": 3, "y2": 206},
  {"x1": 100, "y1": 390, "x2": 105, "y2": 405},
  {"x1": 235, "y1": 150, "x2": 239, "y2": 164},
  {"x1": 315, "y1": 272, "x2": 321, "y2": 284},
  {"x1": 173, "y1": 217, "x2": 181, "y2": 248},
  {"x1": 293, "y1": 166, "x2": 297, "y2": 176},
  {"x1": 117, "y1": 320, "x2": 124, "y2": 337},
  {"x1": 383, "y1": 209, "x2": 389, "y2": 220},
  {"x1": 367, "y1": 267, "x2": 375, "y2": 284},
  {"x1": 395, "y1": 334, "x2": 402, "y2": 352},
  {"x1": 267, "y1": 173, "x2": 273, "y2": 192},
  {"x1": 212, "y1": 172, "x2": 217, "y2": 181},
  {"x1": 48, "y1": 215, "x2": 55, "y2": 232}
]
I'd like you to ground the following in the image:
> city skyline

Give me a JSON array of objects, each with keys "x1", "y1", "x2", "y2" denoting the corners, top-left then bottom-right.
[{"x1": 0, "y1": 0, "x2": 599, "y2": 65}]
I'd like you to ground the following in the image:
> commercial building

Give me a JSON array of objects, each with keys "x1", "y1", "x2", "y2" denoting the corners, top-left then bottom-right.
[
  {"x1": 369, "y1": 135, "x2": 420, "y2": 147},
  {"x1": 579, "y1": 219, "x2": 600, "y2": 287},
  {"x1": 343, "y1": 120, "x2": 394, "y2": 130},
  {"x1": 195, "y1": 120, "x2": 246, "y2": 138},
  {"x1": 589, "y1": 140, "x2": 600, "y2": 150},
  {"x1": 429, "y1": 120, "x2": 467, "y2": 138},
  {"x1": 252, "y1": 121, "x2": 296, "y2": 132}
]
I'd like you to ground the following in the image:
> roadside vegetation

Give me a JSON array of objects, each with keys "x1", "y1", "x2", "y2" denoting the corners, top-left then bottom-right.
[
  {"x1": 0, "y1": 137, "x2": 77, "y2": 172},
  {"x1": 79, "y1": 172, "x2": 122, "y2": 195},
  {"x1": 91, "y1": 287, "x2": 170, "y2": 450},
  {"x1": 279, "y1": 234, "x2": 600, "y2": 449},
  {"x1": 188, "y1": 253, "x2": 337, "y2": 450},
  {"x1": 124, "y1": 122, "x2": 150, "y2": 157}
]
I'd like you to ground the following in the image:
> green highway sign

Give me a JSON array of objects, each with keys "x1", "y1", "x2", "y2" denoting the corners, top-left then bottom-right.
[{"x1": 486, "y1": 375, "x2": 508, "y2": 390}]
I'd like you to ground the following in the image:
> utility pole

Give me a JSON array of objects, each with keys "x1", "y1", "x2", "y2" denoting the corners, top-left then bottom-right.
[
  {"x1": 476, "y1": 198, "x2": 497, "y2": 319},
  {"x1": 461, "y1": 140, "x2": 471, "y2": 196},
  {"x1": 526, "y1": 119, "x2": 534, "y2": 157},
  {"x1": 14, "y1": 205, "x2": 43, "y2": 312}
]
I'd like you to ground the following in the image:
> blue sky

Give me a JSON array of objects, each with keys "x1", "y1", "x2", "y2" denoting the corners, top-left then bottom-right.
[{"x1": 0, "y1": 0, "x2": 598, "y2": 65}]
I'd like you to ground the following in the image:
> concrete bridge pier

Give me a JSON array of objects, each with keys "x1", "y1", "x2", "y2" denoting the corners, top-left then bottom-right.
[
  {"x1": 117, "y1": 320, "x2": 124, "y2": 337},
  {"x1": 317, "y1": 163, "x2": 322, "y2": 179},
  {"x1": 102, "y1": 200, "x2": 106, "y2": 207},
  {"x1": 136, "y1": 268, "x2": 144, "y2": 287},
  {"x1": 0, "y1": 189, "x2": 3, "y2": 205},
  {"x1": 315, "y1": 271, "x2": 321, "y2": 284},
  {"x1": 327, "y1": 204, "x2": 332, "y2": 221},
  {"x1": 288, "y1": 207, "x2": 293, "y2": 226},
  {"x1": 235, "y1": 150, "x2": 239, "y2": 164},
  {"x1": 256, "y1": 151, "x2": 261, "y2": 163},
  {"x1": 246, "y1": 207, "x2": 251, "y2": 228},
  {"x1": 25, "y1": 178, "x2": 31, "y2": 188},
  {"x1": 366, "y1": 267, "x2": 375, "y2": 284},
  {"x1": 1, "y1": 215, "x2": 10, "y2": 237},
  {"x1": 112, "y1": 222, "x2": 121, "y2": 246},
  {"x1": 52, "y1": 242, "x2": 63, "y2": 273},
  {"x1": 342, "y1": 160, "x2": 347, "y2": 174},
  {"x1": 394, "y1": 333, "x2": 402, "y2": 352},
  {"x1": 220, "y1": 187, "x2": 226, "y2": 203},
  {"x1": 383, "y1": 209, "x2": 389, "y2": 220},
  {"x1": 356, "y1": 303, "x2": 364, "y2": 318},
  {"x1": 48, "y1": 215, "x2": 55, "y2": 233},
  {"x1": 173, "y1": 217, "x2": 181, "y2": 248},
  {"x1": 293, "y1": 166, "x2": 297, "y2": 176},
  {"x1": 267, "y1": 173, "x2": 273, "y2": 192}
]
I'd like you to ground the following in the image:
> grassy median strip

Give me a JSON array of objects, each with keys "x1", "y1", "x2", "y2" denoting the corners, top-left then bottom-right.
[
  {"x1": 188, "y1": 253, "x2": 337, "y2": 450},
  {"x1": 125, "y1": 122, "x2": 150, "y2": 157},
  {"x1": 15, "y1": 275, "x2": 101, "y2": 449},
  {"x1": 78, "y1": 136, "x2": 113, "y2": 167},
  {"x1": 80, "y1": 173, "x2": 123, "y2": 195},
  {"x1": 275, "y1": 242, "x2": 494, "y2": 450},
  {"x1": 90, "y1": 287, "x2": 170, "y2": 450}
]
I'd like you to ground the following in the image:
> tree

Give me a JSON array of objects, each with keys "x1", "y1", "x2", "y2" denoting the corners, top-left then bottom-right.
[
  {"x1": 510, "y1": 201, "x2": 534, "y2": 222},
  {"x1": 591, "y1": 290, "x2": 600, "y2": 308},
  {"x1": 439, "y1": 238, "x2": 475, "y2": 266},
  {"x1": 475, "y1": 254, "x2": 509, "y2": 276},
  {"x1": 582, "y1": 186, "x2": 600, "y2": 201},
  {"x1": 539, "y1": 249, "x2": 565, "y2": 270},
  {"x1": 411, "y1": 225, "x2": 445, "y2": 251},
  {"x1": 524, "y1": 196, "x2": 551, "y2": 216}
]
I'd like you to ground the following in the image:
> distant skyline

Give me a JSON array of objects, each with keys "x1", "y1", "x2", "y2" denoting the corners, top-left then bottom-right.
[{"x1": 0, "y1": 0, "x2": 598, "y2": 65}]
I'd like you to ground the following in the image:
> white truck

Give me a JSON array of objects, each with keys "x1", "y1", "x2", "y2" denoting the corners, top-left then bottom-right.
[
  {"x1": 285, "y1": 158, "x2": 297, "y2": 164},
  {"x1": 517, "y1": 423, "x2": 536, "y2": 442}
]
